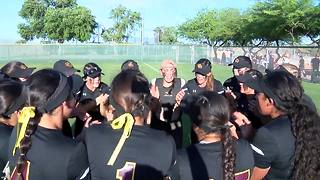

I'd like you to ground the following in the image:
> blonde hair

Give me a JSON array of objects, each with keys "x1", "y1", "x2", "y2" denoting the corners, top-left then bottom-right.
[{"x1": 160, "y1": 59, "x2": 176, "y2": 69}]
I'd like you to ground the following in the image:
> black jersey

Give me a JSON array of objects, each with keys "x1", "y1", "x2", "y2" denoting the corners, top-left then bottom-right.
[
  {"x1": 80, "y1": 82, "x2": 110, "y2": 102},
  {"x1": 302, "y1": 93, "x2": 317, "y2": 112},
  {"x1": 8, "y1": 126, "x2": 84, "y2": 180},
  {"x1": 0, "y1": 124, "x2": 13, "y2": 170},
  {"x1": 223, "y1": 76, "x2": 247, "y2": 112},
  {"x1": 155, "y1": 78, "x2": 182, "y2": 105},
  {"x1": 80, "y1": 123, "x2": 176, "y2": 180},
  {"x1": 153, "y1": 78, "x2": 183, "y2": 122},
  {"x1": 175, "y1": 139, "x2": 254, "y2": 180},
  {"x1": 223, "y1": 76, "x2": 241, "y2": 97},
  {"x1": 75, "y1": 82, "x2": 111, "y2": 136},
  {"x1": 252, "y1": 115, "x2": 295, "y2": 179},
  {"x1": 183, "y1": 78, "x2": 224, "y2": 95}
]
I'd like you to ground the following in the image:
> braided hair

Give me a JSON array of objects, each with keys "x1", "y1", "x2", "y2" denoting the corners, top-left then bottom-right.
[
  {"x1": 263, "y1": 70, "x2": 320, "y2": 179},
  {"x1": 189, "y1": 91, "x2": 235, "y2": 180},
  {"x1": 15, "y1": 69, "x2": 71, "y2": 180}
]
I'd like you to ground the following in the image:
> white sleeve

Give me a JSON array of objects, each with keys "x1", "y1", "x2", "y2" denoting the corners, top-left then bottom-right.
[
  {"x1": 180, "y1": 78, "x2": 186, "y2": 88},
  {"x1": 150, "y1": 78, "x2": 157, "y2": 86}
]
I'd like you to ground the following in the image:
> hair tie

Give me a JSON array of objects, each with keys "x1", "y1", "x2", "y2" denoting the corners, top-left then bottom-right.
[
  {"x1": 107, "y1": 113, "x2": 135, "y2": 166},
  {"x1": 199, "y1": 124, "x2": 230, "y2": 133},
  {"x1": 13, "y1": 106, "x2": 36, "y2": 155}
]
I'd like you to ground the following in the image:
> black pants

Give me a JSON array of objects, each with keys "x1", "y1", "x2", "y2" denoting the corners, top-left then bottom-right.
[{"x1": 311, "y1": 70, "x2": 319, "y2": 83}]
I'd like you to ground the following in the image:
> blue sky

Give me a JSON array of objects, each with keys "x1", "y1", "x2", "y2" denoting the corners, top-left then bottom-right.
[{"x1": 0, "y1": 0, "x2": 271, "y2": 43}]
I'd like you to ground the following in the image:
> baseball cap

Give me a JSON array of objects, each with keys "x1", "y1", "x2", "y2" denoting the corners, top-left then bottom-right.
[
  {"x1": 1, "y1": 61, "x2": 35, "y2": 79},
  {"x1": 248, "y1": 70, "x2": 286, "y2": 107},
  {"x1": 160, "y1": 59, "x2": 176, "y2": 70},
  {"x1": 236, "y1": 69, "x2": 263, "y2": 89},
  {"x1": 121, "y1": 59, "x2": 139, "y2": 71},
  {"x1": 228, "y1": 56, "x2": 252, "y2": 69},
  {"x1": 83, "y1": 63, "x2": 104, "y2": 78},
  {"x1": 192, "y1": 58, "x2": 212, "y2": 75},
  {"x1": 53, "y1": 60, "x2": 80, "y2": 77}
]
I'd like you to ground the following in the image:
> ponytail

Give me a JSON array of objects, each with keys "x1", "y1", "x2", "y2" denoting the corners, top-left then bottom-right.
[
  {"x1": 221, "y1": 128, "x2": 235, "y2": 180},
  {"x1": 13, "y1": 108, "x2": 41, "y2": 180},
  {"x1": 206, "y1": 74, "x2": 214, "y2": 91},
  {"x1": 289, "y1": 103, "x2": 320, "y2": 180}
]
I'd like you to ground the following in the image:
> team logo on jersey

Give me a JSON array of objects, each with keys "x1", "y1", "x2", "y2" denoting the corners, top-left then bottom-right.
[
  {"x1": 116, "y1": 162, "x2": 136, "y2": 180},
  {"x1": 197, "y1": 63, "x2": 203, "y2": 69},
  {"x1": 64, "y1": 61, "x2": 73, "y2": 68},
  {"x1": 11, "y1": 161, "x2": 31, "y2": 180}
]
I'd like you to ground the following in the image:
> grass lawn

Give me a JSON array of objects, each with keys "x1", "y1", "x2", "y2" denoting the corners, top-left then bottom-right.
[{"x1": 1, "y1": 60, "x2": 319, "y2": 111}]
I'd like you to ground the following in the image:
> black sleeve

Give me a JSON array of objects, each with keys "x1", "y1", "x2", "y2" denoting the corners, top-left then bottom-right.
[
  {"x1": 235, "y1": 139, "x2": 254, "y2": 172},
  {"x1": 214, "y1": 80, "x2": 225, "y2": 94},
  {"x1": 252, "y1": 127, "x2": 279, "y2": 169},
  {"x1": 67, "y1": 142, "x2": 90, "y2": 180},
  {"x1": 302, "y1": 94, "x2": 317, "y2": 112},
  {"x1": 223, "y1": 78, "x2": 231, "y2": 88},
  {"x1": 181, "y1": 80, "x2": 194, "y2": 94},
  {"x1": 99, "y1": 83, "x2": 111, "y2": 94},
  {"x1": 167, "y1": 159, "x2": 180, "y2": 180}
]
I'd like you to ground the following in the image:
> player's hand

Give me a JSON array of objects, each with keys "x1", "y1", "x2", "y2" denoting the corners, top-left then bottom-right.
[
  {"x1": 232, "y1": 111, "x2": 251, "y2": 126},
  {"x1": 71, "y1": 105, "x2": 87, "y2": 120},
  {"x1": 150, "y1": 85, "x2": 160, "y2": 99},
  {"x1": 225, "y1": 87, "x2": 236, "y2": 100},
  {"x1": 96, "y1": 93, "x2": 108, "y2": 106},
  {"x1": 175, "y1": 89, "x2": 186, "y2": 105},
  {"x1": 84, "y1": 116, "x2": 101, "y2": 128},
  {"x1": 227, "y1": 121, "x2": 238, "y2": 139}
]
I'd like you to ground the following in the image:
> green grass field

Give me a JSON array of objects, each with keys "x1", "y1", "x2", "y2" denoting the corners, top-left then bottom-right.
[{"x1": 1, "y1": 60, "x2": 319, "y2": 111}]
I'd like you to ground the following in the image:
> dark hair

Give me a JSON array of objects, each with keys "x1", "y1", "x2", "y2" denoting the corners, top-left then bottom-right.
[
  {"x1": 111, "y1": 70, "x2": 152, "y2": 120},
  {"x1": 0, "y1": 79, "x2": 25, "y2": 119},
  {"x1": 121, "y1": 59, "x2": 139, "y2": 71},
  {"x1": 263, "y1": 70, "x2": 320, "y2": 179},
  {"x1": 1, "y1": 61, "x2": 20, "y2": 76},
  {"x1": 196, "y1": 58, "x2": 214, "y2": 91},
  {"x1": 15, "y1": 69, "x2": 72, "y2": 179},
  {"x1": 1, "y1": 61, "x2": 34, "y2": 80},
  {"x1": 189, "y1": 91, "x2": 235, "y2": 180}
]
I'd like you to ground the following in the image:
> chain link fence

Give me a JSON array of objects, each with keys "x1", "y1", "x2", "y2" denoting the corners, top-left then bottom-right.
[{"x1": 0, "y1": 44, "x2": 319, "y2": 77}]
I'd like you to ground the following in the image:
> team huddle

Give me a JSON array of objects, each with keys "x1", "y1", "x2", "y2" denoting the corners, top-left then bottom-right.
[{"x1": 0, "y1": 56, "x2": 319, "y2": 180}]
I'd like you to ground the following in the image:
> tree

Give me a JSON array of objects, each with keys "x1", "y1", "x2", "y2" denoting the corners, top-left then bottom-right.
[
  {"x1": 18, "y1": 0, "x2": 96, "y2": 43},
  {"x1": 178, "y1": 8, "x2": 242, "y2": 60},
  {"x1": 178, "y1": 8, "x2": 242, "y2": 46},
  {"x1": 304, "y1": 5, "x2": 320, "y2": 46},
  {"x1": 102, "y1": 5, "x2": 142, "y2": 43},
  {"x1": 44, "y1": 6, "x2": 96, "y2": 43},
  {"x1": 153, "y1": 26, "x2": 178, "y2": 44},
  {"x1": 246, "y1": 0, "x2": 316, "y2": 45}
]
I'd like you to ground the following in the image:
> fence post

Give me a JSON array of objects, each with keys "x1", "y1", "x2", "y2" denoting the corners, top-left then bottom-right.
[
  {"x1": 191, "y1": 45, "x2": 194, "y2": 64},
  {"x1": 176, "y1": 45, "x2": 179, "y2": 64},
  {"x1": 7, "y1": 45, "x2": 10, "y2": 61}
]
